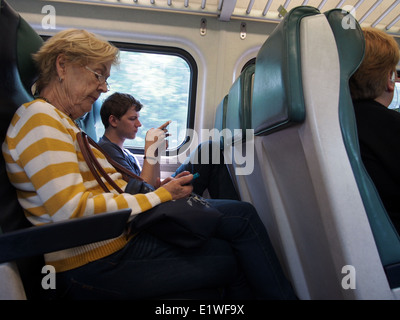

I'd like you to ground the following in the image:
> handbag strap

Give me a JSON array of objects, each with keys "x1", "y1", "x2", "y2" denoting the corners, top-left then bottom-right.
[{"x1": 76, "y1": 131, "x2": 144, "y2": 194}]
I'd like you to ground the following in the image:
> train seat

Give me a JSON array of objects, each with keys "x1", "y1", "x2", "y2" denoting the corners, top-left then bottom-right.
[
  {"x1": 214, "y1": 94, "x2": 228, "y2": 143},
  {"x1": 0, "y1": 0, "x2": 132, "y2": 300},
  {"x1": 250, "y1": 5, "x2": 399, "y2": 299},
  {"x1": 324, "y1": 8, "x2": 400, "y2": 291},
  {"x1": 0, "y1": 0, "x2": 44, "y2": 299},
  {"x1": 224, "y1": 63, "x2": 254, "y2": 146},
  {"x1": 220, "y1": 64, "x2": 265, "y2": 201},
  {"x1": 212, "y1": 67, "x2": 255, "y2": 201},
  {"x1": 75, "y1": 100, "x2": 102, "y2": 141}
]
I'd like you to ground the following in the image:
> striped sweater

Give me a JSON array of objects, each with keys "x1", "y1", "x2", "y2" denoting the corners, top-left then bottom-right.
[{"x1": 2, "y1": 99, "x2": 172, "y2": 272}]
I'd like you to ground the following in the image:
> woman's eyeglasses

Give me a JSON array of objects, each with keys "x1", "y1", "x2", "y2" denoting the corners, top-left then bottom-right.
[{"x1": 85, "y1": 66, "x2": 110, "y2": 90}]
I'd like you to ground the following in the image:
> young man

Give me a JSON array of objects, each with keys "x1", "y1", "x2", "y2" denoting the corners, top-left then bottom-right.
[
  {"x1": 98, "y1": 92, "x2": 166, "y2": 187},
  {"x1": 98, "y1": 92, "x2": 239, "y2": 199},
  {"x1": 350, "y1": 28, "x2": 400, "y2": 232}
]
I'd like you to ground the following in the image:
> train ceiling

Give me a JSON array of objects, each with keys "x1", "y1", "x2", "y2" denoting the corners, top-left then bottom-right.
[{"x1": 54, "y1": 0, "x2": 400, "y2": 35}]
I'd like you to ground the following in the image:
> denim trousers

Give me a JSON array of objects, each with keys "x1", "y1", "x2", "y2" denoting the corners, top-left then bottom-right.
[{"x1": 56, "y1": 199, "x2": 296, "y2": 300}]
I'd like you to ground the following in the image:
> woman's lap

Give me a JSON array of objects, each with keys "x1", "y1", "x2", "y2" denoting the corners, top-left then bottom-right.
[{"x1": 56, "y1": 231, "x2": 241, "y2": 299}]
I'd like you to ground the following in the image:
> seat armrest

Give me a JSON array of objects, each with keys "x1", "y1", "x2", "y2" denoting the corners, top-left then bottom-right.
[{"x1": 0, "y1": 209, "x2": 131, "y2": 263}]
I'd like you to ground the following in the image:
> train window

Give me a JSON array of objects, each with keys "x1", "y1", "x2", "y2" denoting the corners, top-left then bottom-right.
[
  {"x1": 95, "y1": 44, "x2": 197, "y2": 153},
  {"x1": 388, "y1": 82, "x2": 400, "y2": 111}
]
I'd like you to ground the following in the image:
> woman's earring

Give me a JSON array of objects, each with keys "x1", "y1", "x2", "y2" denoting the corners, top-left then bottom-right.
[{"x1": 59, "y1": 77, "x2": 63, "y2": 83}]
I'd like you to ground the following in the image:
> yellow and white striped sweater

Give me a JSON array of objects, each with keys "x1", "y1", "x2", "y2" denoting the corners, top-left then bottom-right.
[{"x1": 2, "y1": 99, "x2": 172, "y2": 272}]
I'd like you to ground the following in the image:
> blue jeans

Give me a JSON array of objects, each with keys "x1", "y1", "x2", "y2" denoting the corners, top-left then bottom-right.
[
  {"x1": 56, "y1": 200, "x2": 296, "y2": 300},
  {"x1": 209, "y1": 200, "x2": 296, "y2": 299}
]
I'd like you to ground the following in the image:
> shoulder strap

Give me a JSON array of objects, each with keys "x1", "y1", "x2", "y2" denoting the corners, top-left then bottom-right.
[{"x1": 76, "y1": 131, "x2": 144, "y2": 194}]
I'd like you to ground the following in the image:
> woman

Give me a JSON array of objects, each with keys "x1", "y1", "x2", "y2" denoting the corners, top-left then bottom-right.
[
  {"x1": 2, "y1": 29, "x2": 295, "y2": 299},
  {"x1": 350, "y1": 28, "x2": 400, "y2": 233}
]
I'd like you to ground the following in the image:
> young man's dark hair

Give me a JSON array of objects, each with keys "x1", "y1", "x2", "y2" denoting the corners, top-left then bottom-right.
[{"x1": 100, "y1": 92, "x2": 143, "y2": 128}]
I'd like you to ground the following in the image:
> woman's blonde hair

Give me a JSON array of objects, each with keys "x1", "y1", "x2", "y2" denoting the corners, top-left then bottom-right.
[
  {"x1": 33, "y1": 29, "x2": 119, "y2": 92},
  {"x1": 350, "y1": 28, "x2": 399, "y2": 100}
]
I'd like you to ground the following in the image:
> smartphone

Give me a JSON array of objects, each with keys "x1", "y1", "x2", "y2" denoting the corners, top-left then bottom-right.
[
  {"x1": 184, "y1": 172, "x2": 199, "y2": 186},
  {"x1": 192, "y1": 172, "x2": 200, "y2": 180}
]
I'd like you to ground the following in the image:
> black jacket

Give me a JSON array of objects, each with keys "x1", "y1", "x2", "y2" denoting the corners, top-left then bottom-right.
[{"x1": 353, "y1": 99, "x2": 400, "y2": 233}]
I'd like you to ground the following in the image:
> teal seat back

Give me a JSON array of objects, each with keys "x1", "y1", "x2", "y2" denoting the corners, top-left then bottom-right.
[
  {"x1": 324, "y1": 9, "x2": 400, "y2": 270},
  {"x1": 214, "y1": 95, "x2": 228, "y2": 132},
  {"x1": 251, "y1": 6, "x2": 319, "y2": 135},
  {"x1": 225, "y1": 64, "x2": 254, "y2": 144},
  {"x1": 0, "y1": 0, "x2": 45, "y2": 300},
  {"x1": 0, "y1": 0, "x2": 43, "y2": 232},
  {"x1": 75, "y1": 100, "x2": 102, "y2": 141},
  {"x1": 213, "y1": 95, "x2": 228, "y2": 148}
]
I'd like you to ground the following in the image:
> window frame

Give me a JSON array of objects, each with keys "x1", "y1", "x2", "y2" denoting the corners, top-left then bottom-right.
[
  {"x1": 109, "y1": 41, "x2": 198, "y2": 156},
  {"x1": 241, "y1": 57, "x2": 256, "y2": 73}
]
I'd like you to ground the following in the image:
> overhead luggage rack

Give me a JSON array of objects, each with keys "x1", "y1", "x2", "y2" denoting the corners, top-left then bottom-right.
[{"x1": 52, "y1": 0, "x2": 400, "y2": 35}]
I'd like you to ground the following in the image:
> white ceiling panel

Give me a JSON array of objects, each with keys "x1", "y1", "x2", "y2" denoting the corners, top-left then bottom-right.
[{"x1": 54, "y1": 0, "x2": 400, "y2": 35}]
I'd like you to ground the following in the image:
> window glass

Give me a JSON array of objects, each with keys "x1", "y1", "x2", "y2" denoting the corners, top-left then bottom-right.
[
  {"x1": 95, "y1": 47, "x2": 196, "y2": 152},
  {"x1": 388, "y1": 82, "x2": 400, "y2": 112}
]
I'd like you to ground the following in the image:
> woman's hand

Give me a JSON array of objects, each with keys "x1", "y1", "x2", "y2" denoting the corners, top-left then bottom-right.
[
  {"x1": 160, "y1": 172, "x2": 193, "y2": 200},
  {"x1": 153, "y1": 170, "x2": 190, "y2": 189},
  {"x1": 160, "y1": 171, "x2": 191, "y2": 186}
]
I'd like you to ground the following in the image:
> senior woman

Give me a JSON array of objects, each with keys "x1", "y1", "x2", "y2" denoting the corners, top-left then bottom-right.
[{"x1": 2, "y1": 29, "x2": 295, "y2": 299}]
